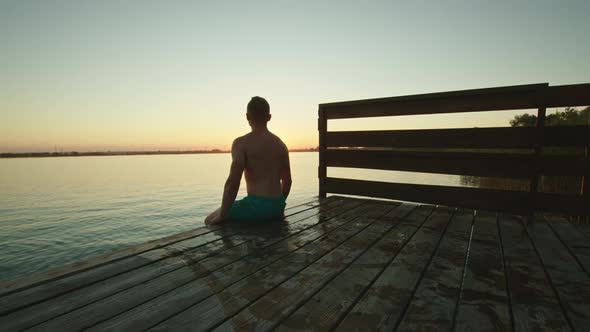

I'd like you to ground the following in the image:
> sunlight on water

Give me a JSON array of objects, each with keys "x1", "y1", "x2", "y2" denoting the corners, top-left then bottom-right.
[
  {"x1": 0, "y1": 152, "x2": 465, "y2": 281},
  {"x1": 0, "y1": 153, "x2": 320, "y2": 281}
]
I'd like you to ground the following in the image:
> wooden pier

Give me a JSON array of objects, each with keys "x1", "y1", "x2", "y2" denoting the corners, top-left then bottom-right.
[
  {"x1": 1, "y1": 82, "x2": 589, "y2": 331},
  {"x1": 1, "y1": 196, "x2": 590, "y2": 331}
]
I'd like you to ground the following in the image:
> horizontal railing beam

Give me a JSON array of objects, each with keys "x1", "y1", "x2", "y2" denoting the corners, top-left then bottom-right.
[
  {"x1": 546, "y1": 83, "x2": 590, "y2": 107},
  {"x1": 321, "y1": 83, "x2": 547, "y2": 119},
  {"x1": 325, "y1": 177, "x2": 590, "y2": 215},
  {"x1": 325, "y1": 149, "x2": 590, "y2": 177},
  {"x1": 326, "y1": 126, "x2": 590, "y2": 149},
  {"x1": 325, "y1": 177, "x2": 531, "y2": 214}
]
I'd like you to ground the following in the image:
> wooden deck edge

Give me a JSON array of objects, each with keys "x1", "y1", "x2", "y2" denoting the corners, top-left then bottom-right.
[
  {"x1": 0, "y1": 196, "x2": 330, "y2": 297},
  {"x1": 0, "y1": 227, "x2": 216, "y2": 296}
]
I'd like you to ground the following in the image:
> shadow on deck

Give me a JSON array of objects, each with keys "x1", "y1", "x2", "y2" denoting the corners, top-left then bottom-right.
[{"x1": 1, "y1": 195, "x2": 589, "y2": 331}]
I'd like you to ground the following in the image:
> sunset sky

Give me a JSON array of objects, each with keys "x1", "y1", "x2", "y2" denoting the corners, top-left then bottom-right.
[{"x1": 1, "y1": 0, "x2": 589, "y2": 152}]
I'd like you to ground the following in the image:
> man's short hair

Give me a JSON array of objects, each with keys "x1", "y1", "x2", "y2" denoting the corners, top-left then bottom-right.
[{"x1": 247, "y1": 96, "x2": 270, "y2": 122}]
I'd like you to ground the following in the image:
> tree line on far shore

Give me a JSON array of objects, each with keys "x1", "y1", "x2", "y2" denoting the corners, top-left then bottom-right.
[
  {"x1": 509, "y1": 106, "x2": 589, "y2": 127},
  {"x1": 462, "y1": 106, "x2": 589, "y2": 196}
]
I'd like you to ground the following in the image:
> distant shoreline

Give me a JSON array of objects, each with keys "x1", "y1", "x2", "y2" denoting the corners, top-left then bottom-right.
[{"x1": 0, "y1": 148, "x2": 318, "y2": 159}]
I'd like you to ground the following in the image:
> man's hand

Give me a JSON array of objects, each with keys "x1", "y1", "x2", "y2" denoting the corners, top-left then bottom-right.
[
  {"x1": 204, "y1": 208, "x2": 224, "y2": 225},
  {"x1": 205, "y1": 214, "x2": 223, "y2": 225}
]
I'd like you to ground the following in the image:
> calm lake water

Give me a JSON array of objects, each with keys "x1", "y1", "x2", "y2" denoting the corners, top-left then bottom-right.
[{"x1": 0, "y1": 152, "x2": 463, "y2": 281}]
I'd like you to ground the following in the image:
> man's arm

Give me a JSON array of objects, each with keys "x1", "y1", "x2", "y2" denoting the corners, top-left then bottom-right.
[
  {"x1": 219, "y1": 138, "x2": 246, "y2": 220},
  {"x1": 280, "y1": 147, "x2": 292, "y2": 199}
]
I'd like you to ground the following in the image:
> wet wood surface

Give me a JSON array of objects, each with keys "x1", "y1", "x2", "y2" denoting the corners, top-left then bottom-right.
[
  {"x1": 1, "y1": 195, "x2": 589, "y2": 331},
  {"x1": 454, "y1": 211, "x2": 511, "y2": 332},
  {"x1": 499, "y1": 214, "x2": 571, "y2": 331}
]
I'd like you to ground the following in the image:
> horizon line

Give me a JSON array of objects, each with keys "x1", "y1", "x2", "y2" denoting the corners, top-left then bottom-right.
[{"x1": 0, "y1": 147, "x2": 320, "y2": 159}]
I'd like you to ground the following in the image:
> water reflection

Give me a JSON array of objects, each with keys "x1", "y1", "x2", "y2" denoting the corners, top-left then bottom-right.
[{"x1": 460, "y1": 175, "x2": 582, "y2": 194}]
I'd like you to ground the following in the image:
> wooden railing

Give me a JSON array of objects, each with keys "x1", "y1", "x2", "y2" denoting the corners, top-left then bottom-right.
[{"x1": 318, "y1": 83, "x2": 590, "y2": 216}]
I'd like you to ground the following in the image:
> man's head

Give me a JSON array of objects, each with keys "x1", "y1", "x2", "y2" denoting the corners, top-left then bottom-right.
[{"x1": 246, "y1": 96, "x2": 271, "y2": 124}]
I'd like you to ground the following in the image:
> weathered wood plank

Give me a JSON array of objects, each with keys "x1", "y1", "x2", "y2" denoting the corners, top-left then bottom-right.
[
  {"x1": 546, "y1": 216, "x2": 590, "y2": 275},
  {"x1": 0, "y1": 227, "x2": 215, "y2": 296},
  {"x1": 219, "y1": 204, "x2": 420, "y2": 330},
  {"x1": 322, "y1": 83, "x2": 590, "y2": 120},
  {"x1": 454, "y1": 211, "x2": 511, "y2": 332},
  {"x1": 325, "y1": 126, "x2": 590, "y2": 149},
  {"x1": 543, "y1": 125, "x2": 590, "y2": 147},
  {"x1": 334, "y1": 206, "x2": 453, "y2": 330},
  {"x1": 85, "y1": 202, "x2": 383, "y2": 332},
  {"x1": 525, "y1": 217, "x2": 590, "y2": 331},
  {"x1": 498, "y1": 214, "x2": 571, "y2": 332},
  {"x1": 534, "y1": 192, "x2": 590, "y2": 216},
  {"x1": 277, "y1": 267, "x2": 377, "y2": 332},
  {"x1": 327, "y1": 128, "x2": 532, "y2": 149},
  {"x1": 217, "y1": 204, "x2": 419, "y2": 331},
  {"x1": 396, "y1": 209, "x2": 474, "y2": 331},
  {"x1": 0, "y1": 231, "x2": 231, "y2": 317},
  {"x1": 326, "y1": 149, "x2": 590, "y2": 177},
  {"x1": 577, "y1": 224, "x2": 590, "y2": 241},
  {"x1": 0, "y1": 196, "x2": 333, "y2": 298},
  {"x1": 283, "y1": 195, "x2": 332, "y2": 212},
  {"x1": 546, "y1": 83, "x2": 590, "y2": 107},
  {"x1": 325, "y1": 177, "x2": 531, "y2": 215},
  {"x1": 2, "y1": 199, "x2": 361, "y2": 331},
  {"x1": 321, "y1": 83, "x2": 546, "y2": 119},
  {"x1": 274, "y1": 204, "x2": 427, "y2": 331},
  {"x1": 0, "y1": 197, "x2": 345, "y2": 317},
  {"x1": 325, "y1": 178, "x2": 590, "y2": 216},
  {"x1": 4, "y1": 195, "x2": 588, "y2": 332},
  {"x1": 25, "y1": 199, "x2": 371, "y2": 331},
  {"x1": 147, "y1": 203, "x2": 402, "y2": 331}
]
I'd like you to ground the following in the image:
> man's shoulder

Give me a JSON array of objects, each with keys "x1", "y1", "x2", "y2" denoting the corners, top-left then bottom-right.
[
  {"x1": 231, "y1": 135, "x2": 248, "y2": 152},
  {"x1": 264, "y1": 131, "x2": 285, "y2": 144},
  {"x1": 273, "y1": 133, "x2": 288, "y2": 149},
  {"x1": 236, "y1": 131, "x2": 288, "y2": 151},
  {"x1": 233, "y1": 134, "x2": 249, "y2": 144}
]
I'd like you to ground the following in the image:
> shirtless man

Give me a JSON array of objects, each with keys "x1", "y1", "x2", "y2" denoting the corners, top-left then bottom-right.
[{"x1": 204, "y1": 96, "x2": 292, "y2": 225}]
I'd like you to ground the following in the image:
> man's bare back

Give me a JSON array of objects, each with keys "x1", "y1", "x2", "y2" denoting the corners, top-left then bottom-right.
[
  {"x1": 205, "y1": 96, "x2": 292, "y2": 225},
  {"x1": 237, "y1": 131, "x2": 290, "y2": 198}
]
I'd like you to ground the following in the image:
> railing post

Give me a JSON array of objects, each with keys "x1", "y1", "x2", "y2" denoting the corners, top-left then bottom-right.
[
  {"x1": 529, "y1": 84, "x2": 549, "y2": 225},
  {"x1": 318, "y1": 106, "x2": 327, "y2": 198},
  {"x1": 582, "y1": 110, "x2": 590, "y2": 222}
]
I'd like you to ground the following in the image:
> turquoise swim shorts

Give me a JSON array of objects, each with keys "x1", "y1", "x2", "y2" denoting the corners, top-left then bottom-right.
[{"x1": 229, "y1": 195, "x2": 286, "y2": 222}]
